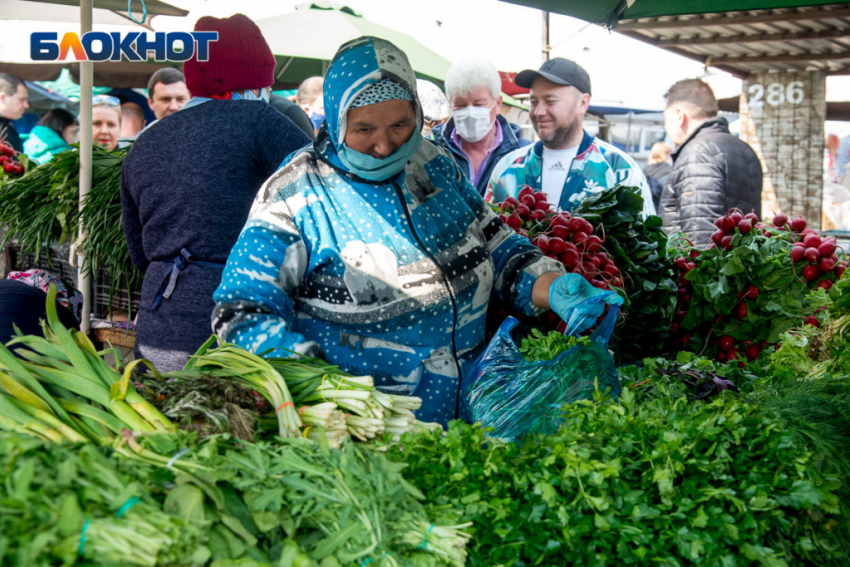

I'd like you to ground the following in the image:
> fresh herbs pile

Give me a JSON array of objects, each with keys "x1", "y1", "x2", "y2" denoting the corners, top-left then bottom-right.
[
  {"x1": 575, "y1": 186, "x2": 678, "y2": 362},
  {"x1": 518, "y1": 328, "x2": 588, "y2": 362}
]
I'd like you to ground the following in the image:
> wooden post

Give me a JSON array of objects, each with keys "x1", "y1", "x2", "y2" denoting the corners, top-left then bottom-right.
[{"x1": 738, "y1": 70, "x2": 826, "y2": 227}]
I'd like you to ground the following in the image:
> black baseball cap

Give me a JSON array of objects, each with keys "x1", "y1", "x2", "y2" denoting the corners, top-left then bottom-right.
[{"x1": 515, "y1": 58, "x2": 591, "y2": 95}]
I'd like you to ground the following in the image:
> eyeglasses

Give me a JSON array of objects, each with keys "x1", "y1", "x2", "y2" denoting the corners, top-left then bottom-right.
[{"x1": 92, "y1": 95, "x2": 121, "y2": 107}]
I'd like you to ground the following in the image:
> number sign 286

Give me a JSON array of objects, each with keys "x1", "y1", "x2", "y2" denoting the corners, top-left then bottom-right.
[{"x1": 748, "y1": 81, "x2": 805, "y2": 108}]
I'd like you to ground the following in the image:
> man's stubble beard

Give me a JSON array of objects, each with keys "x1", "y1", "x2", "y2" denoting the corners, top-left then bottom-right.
[{"x1": 538, "y1": 114, "x2": 582, "y2": 149}]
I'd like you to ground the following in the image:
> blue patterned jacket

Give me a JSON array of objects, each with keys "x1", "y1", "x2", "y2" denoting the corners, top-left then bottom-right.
[{"x1": 212, "y1": 37, "x2": 563, "y2": 425}]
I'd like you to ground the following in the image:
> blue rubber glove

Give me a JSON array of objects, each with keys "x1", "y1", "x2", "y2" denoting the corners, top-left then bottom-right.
[{"x1": 549, "y1": 273, "x2": 624, "y2": 335}]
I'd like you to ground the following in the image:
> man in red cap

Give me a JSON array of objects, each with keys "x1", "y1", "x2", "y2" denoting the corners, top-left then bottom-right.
[{"x1": 120, "y1": 13, "x2": 311, "y2": 372}]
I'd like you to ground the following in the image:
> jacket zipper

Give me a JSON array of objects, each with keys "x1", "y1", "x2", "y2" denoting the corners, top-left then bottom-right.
[{"x1": 391, "y1": 182, "x2": 464, "y2": 417}]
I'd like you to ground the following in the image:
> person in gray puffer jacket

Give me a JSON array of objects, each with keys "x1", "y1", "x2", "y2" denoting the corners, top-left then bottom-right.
[{"x1": 659, "y1": 79, "x2": 762, "y2": 246}]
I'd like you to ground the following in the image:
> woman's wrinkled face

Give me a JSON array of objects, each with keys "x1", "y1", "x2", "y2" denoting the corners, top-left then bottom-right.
[{"x1": 343, "y1": 100, "x2": 416, "y2": 159}]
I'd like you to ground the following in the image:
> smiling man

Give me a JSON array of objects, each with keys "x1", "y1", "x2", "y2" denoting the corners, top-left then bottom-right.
[{"x1": 486, "y1": 58, "x2": 654, "y2": 216}]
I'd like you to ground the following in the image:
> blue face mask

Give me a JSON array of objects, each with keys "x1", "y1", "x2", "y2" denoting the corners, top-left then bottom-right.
[
  {"x1": 309, "y1": 112, "x2": 324, "y2": 130},
  {"x1": 337, "y1": 130, "x2": 423, "y2": 182}
]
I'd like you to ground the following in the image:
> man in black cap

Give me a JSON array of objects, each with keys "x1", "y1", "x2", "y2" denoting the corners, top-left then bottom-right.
[{"x1": 485, "y1": 58, "x2": 654, "y2": 216}]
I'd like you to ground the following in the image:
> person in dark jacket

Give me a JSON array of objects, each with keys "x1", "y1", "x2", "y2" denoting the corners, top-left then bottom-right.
[
  {"x1": 120, "y1": 14, "x2": 311, "y2": 372},
  {"x1": 432, "y1": 58, "x2": 530, "y2": 195},
  {"x1": 0, "y1": 279, "x2": 78, "y2": 346},
  {"x1": 269, "y1": 93, "x2": 315, "y2": 140},
  {"x1": 660, "y1": 79, "x2": 762, "y2": 246},
  {"x1": 0, "y1": 73, "x2": 28, "y2": 153},
  {"x1": 643, "y1": 141, "x2": 672, "y2": 211}
]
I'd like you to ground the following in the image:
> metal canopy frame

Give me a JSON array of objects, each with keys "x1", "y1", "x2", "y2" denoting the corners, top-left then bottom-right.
[{"x1": 612, "y1": 3, "x2": 850, "y2": 78}]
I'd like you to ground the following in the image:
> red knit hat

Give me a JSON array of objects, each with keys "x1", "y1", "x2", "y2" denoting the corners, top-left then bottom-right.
[{"x1": 183, "y1": 14, "x2": 276, "y2": 97}]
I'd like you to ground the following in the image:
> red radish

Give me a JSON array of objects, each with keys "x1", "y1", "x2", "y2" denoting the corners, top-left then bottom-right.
[
  {"x1": 520, "y1": 195, "x2": 536, "y2": 208},
  {"x1": 533, "y1": 191, "x2": 548, "y2": 201},
  {"x1": 802, "y1": 264, "x2": 821, "y2": 281},
  {"x1": 2, "y1": 163, "x2": 13, "y2": 173},
  {"x1": 582, "y1": 261, "x2": 596, "y2": 273},
  {"x1": 711, "y1": 230, "x2": 725, "y2": 246},
  {"x1": 678, "y1": 286, "x2": 687, "y2": 295},
  {"x1": 689, "y1": 249, "x2": 700, "y2": 259},
  {"x1": 790, "y1": 217, "x2": 807, "y2": 232},
  {"x1": 727, "y1": 349, "x2": 741, "y2": 363},
  {"x1": 817, "y1": 279, "x2": 833, "y2": 291},
  {"x1": 837, "y1": 263, "x2": 846, "y2": 279},
  {"x1": 516, "y1": 204, "x2": 531, "y2": 218},
  {"x1": 720, "y1": 216, "x2": 736, "y2": 232},
  {"x1": 581, "y1": 219, "x2": 594, "y2": 235},
  {"x1": 563, "y1": 241, "x2": 578, "y2": 252},
  {"x1": 533, "y1": 235, "x2": 549, "y2": 254},
  {"x1": 745, "y1": 212, "x2": 759, "y2": 223},
  {"x1": 772, "y1": 213, "x2": 787, "y2": 227},
  {"x1": 679, "y1": 273, "x2": 689, "y2": 286},
  {"x1": 730, "y1": 212, "x2": 744, "y2": 224},
  {"x1": 604, "y1": 264, "x2": 620, "y2": 277},
  {"x1": 550, "y1": 215, "x2": 569, "y2": 227},
  {"x1": 685, "y1": 262, "x2": 696, "y2": 272},
  {"x1": 586, "y1": 235, "x2": 603, "y2": 253},
  {"x1": 721, "y1": 235, "x2": 733, "y2": 250},
  {"x1": 549, "y1": 237, "x2": 566, "y2": 255},
  {"x1": 715, "y1": 217, "x2": 725, "y2": 229},
  {"x1": 530, "y1": 209, "x2": 548, "y2": 222},
  {"x1": 717, "y1": 350, "x2": 729, "y2": 363},
  {"x1": 594, "y1": 252, "x2": 609, "y2": 265},
  {"x1": 745, "y1": 285, "x2": 759, "y2": 299},
  {"x1": 675, "y1": 310, "x2": 687, "y2": 319},
  {"x1": 745, "y1": 345, "x2": 760, "y2": 361},
  {"x1": 572, "y1": 231, "x2": 588, "y2": 246},
  {"x1": 560, "y1": 249, "x2": 580, "y2": 268},
  {"x1": 590, "y1": 255, "x2": 602, "y2": 268},
  {"x1": 738, "y1": 219, "x2": 753, "y2": 234},
  {"x1": 804, "y1": 315, "x2": 820, "y2": 327},
  {"x1": 546, "y1": 253, "x2": 559, "y2": 261},
  {"x1": 499, "y1": 214, "x2": 508, "y2": 224},
  {"x1": 737, "y1": 302, "x2": 748, "y2": 320},
  {"x1": 719, "y1": 336, "x2": 735, "y2": 351},
  {"x1": 518, "y1": 187, "x2": 534, "y2": 200},
  {"x1": 551, "y1": 225, "x2": 569, "y2": 240},
  {"x1": 819, "y1": 240, "x2": 837, "y2": 257},
  {"x1": 793, "y1": 241, "x2": 806, "y2": 248},
  {"x1": 670, "y1": 322, "x2": 680, "y2": 334},
  {"x1": 591, "y1": 280, "x2": 608, "y2": 290},
  {"x1": 568, "y1": 217, "x2": 585, "y2": 234},
  {"x1": 535, "y1": 200, "x2": 551, "y2": 211},
  {"x1": 803, "y1": 234, "x2": 822, "y2": 248},
  {"x1": 518, "y1": 228, "x2": 528, "y2": 238},
  {"x1": 506, "y1": 213, "x2": 521, "y2": 230},
  {"x1": 790, "y1": 246, "x2": 806, "y2": 263},
  {"x1": 611, "y1": 276, "x2": 624, "y2": 288},
  {"x1": 675, "y1": 257, "x2": 688, "y2": 270},
  {"x1": 804, "y1": 248, "x2": 821, "y2": 264},
  {"x1": 819, "y1": 257, "x2": 836, "y2": 273},
  {"x1": 505, "y1": 197, "x2": 520, "y2": 207},
  {"x1": 681, "y1": 333, "x2": 692, "y2": 345}
]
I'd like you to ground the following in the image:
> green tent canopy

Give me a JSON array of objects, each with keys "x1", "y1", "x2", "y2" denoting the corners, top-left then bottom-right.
[{"x1": 500, "y1": 0, "x2": 844, "y2": 26}]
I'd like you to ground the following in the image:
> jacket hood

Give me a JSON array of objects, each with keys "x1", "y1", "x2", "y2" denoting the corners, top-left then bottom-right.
[{"x1": 321, "y1": 36, "x2": 422, "y2": 153}]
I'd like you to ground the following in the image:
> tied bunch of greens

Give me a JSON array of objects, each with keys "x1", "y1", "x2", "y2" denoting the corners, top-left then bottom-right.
[
  {"x1": 0, "y1": 145, "x2": 141, "y2": 311},
  {"x1": 574, "y1": 186, "x2": 677, "y2": 362},
  {"x1": 0, "y1": 434, "x2": 210, "y2": 567},
  {"x1": 0, "y1": 286, "x2": 178, "y2": 454}
]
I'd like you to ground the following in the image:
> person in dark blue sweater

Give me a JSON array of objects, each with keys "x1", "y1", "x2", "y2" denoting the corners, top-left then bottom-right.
[{"x1": 120, "y1": 14, "x2": 310, "y2": 371}]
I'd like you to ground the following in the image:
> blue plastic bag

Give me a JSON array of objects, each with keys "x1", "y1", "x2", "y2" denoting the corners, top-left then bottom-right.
[{"x1": 464, "y1": 299, "x2": 621, "y2": 441}]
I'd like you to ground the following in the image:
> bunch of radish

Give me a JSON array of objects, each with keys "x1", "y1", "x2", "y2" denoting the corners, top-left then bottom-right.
[
  {"x1": 716, "y1": 335, "x2": 771, "y2": 367},
  {"x1": 0, "y1": 141, "x2": 24, "y2": 178},
  {"x1": 496, "y1": 186, "x2": 621, "y2": 291},
  {"x1": 777, "y1": 214, "x2": 847, "y2": 285}
]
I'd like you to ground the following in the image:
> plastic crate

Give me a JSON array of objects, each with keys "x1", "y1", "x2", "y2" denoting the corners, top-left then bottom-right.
[{"x1": 3, "y1": 242, "x2": 79, "y2": 293}]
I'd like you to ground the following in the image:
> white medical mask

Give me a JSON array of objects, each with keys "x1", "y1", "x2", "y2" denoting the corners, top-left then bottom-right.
[
  {"x1": 242, "y1": 88, "x2": 270, "y2": 103},
  {"x1": 453, "y1": 101, "x2": 496, "y2": 143}
]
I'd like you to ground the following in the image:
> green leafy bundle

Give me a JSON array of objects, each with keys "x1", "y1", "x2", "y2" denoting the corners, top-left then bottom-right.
[
  {"x1": 680, "y1": 231, "x2": 833, "y2": 351},
  {"x1": 518, "y1": 328, "x2": 587, "y2": 362},
  {"x1": 389, "y1": 393, "x2": 850, "y2": 567},
  {"x1": 575, "y1": 186, "x2": 677, "y2": 362},
  {"x1": 0, "y1": 434, "x2": 210, "y2": 566},
  {"x1": 0, "y1": 145, "x2": 140, "y2": 306}
]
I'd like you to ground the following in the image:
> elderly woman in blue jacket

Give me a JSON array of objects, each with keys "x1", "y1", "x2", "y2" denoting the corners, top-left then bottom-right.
[{"x1": 212, "y1": 37, "x2": 621, "y2": 426}]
